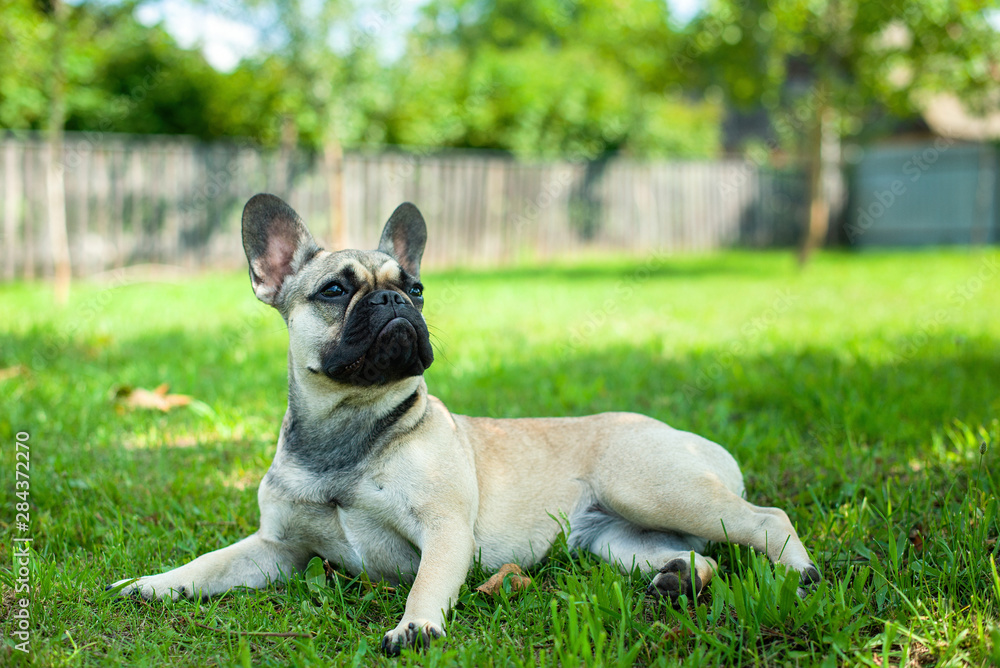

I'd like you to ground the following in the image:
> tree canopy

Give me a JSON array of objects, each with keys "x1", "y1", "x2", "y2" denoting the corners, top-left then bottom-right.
[
  {"x1": 2, "y1": 0, "x2": 998, "y2": 160},
  {"x1": 689, "y1": 0, "x2": 1000, "y2": 144}
]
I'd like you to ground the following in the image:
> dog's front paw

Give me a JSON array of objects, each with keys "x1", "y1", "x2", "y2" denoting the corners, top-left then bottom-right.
[
  {"x1": 796, "y1": 562, "x2": 822, "y2": 598},
  {"x1": 380, "y1": 619, "x2": 445, "y2": 656},
  {"x1": 646, "y1": 557, "x2": 703, "y2": 604},
  {"x1": 107, "y1": 575, "x2": 204, "y2": 602}
]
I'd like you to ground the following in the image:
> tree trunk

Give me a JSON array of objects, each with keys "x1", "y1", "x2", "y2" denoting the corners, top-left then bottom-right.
[
  {"x1": 279, "y1": 114, "x2": 297, "y2": 194},
  {"x1": 47, "y1": 0, "x2": 71, "y2": 304},
  {"x1": 798, "y1": 92, "x2": 837, "y2": 266},
  {"x1": 4, "y1": 142, "x2": 20, "y2": 281},
  {"x1": 324, "y1": 139, "x2": 346, "y2": 250}
]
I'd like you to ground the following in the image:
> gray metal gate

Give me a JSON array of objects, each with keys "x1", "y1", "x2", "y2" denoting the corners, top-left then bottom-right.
[{"x1": 848, "y1": 140, "x2": 998, "y2": 247}]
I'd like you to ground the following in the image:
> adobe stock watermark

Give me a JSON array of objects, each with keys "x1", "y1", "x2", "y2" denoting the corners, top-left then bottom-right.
[
  {"x1": 31, "y1": 270, "x2": 129, "y2": 370},
  {"x1": 718, "y1": 86, "x2": 829, "y2": 198},
  {"x1": 890, "y1": 255, "x2": 999, "y2": 365},
  {"x1": 506, "y1": 129, "x2": 619, "y2": 242},
  {"x1": 11, "y1": 431, "x2": 32, "y2": 653},
  {"x1": 386, "y1": 80, "x2": 500, "y2": 188},
  {"x1": 845, "y1": 137, "x2": 955, "y2": 243},
  {"x1": 562, "y1": 250, "x2": 672, "y2": 355},
  {"x1": 681, "y1": 288, "x2": 800, "y2": 398},
  {"x1": 60, "y1": 65, "x2": 166, "y2": 173},
  {"x1": 360, "y1": 277, "x2": 467, "y2": 380},
  {"x1": 350, "y1": 0, "x2": 406, "y2": 51},
  {"x1": 672, "y1": 0, "x2": 748, "y2": 71},
  {"x1": 509, "y1": 168, "x2": 577, "y2": 238},
  {"x1": 809, "y1": 417, "x2": 842, "y2": 444},
  {"x1": 177, "y1": 136, "x2": 260, "y2": 222}
]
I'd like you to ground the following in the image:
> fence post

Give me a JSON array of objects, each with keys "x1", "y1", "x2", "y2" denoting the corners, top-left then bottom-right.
[{"x1": 3, "y1": 141, "x2": 21, "y2": 281}]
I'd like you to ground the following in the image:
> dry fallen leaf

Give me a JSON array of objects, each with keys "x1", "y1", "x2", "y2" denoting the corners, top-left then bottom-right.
[
  {"x1": 0, "y1": 365, "x2": 26, "y2": 381},
  {"x1": 116, "y1": 383, "x2": 192, "y2": 412},
  {"x1": 908, "y1": 525, "x2": 924, "y2": 552},
  {"x1": 476, "y1": 563, "x2": 531, "y2": 596}
]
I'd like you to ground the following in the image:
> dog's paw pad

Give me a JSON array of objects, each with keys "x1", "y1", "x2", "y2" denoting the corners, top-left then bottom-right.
[
  {"x1": 796, "y1": 563, "x2": 822, "y2": 597},
  {"x1": 106, "y1": 576, "x2": 192, "y2": 602},
  {"x1": 106, "y1": 579, "x2": 144, "y2": 599},
  {"x1": 646, "y1": 558, "x2": 702, "y2": 604},
  {"x1": 380, "y1": 635, "x2": 401, "y2": 657},
  {"x1": 380, "y1": 619, "x2": 444, "y2": 655},
  {"x1": 800, "y1": 564, "x2": 821, "y2": 585},
  {"x1": 105, "y1": 584, "x2": 142, "y2": 606}
]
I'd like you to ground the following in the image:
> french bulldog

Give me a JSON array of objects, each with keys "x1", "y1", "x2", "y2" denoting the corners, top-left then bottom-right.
[{"x1": 112, "y1": 193, "x2": 820, "y2": 655}]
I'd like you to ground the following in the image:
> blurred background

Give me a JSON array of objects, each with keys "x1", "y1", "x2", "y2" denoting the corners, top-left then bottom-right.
[
  {"x1": 1, "y1": 0, "x2": 998, "y2": 296},
  {"x1": 3, "y1": 5, "x2": 1000, "y2": 664}
]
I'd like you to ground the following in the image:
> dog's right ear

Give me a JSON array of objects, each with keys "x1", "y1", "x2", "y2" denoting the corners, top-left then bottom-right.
[{"x1": 242, "y1": 194, "x2": 320, "y2": 307}]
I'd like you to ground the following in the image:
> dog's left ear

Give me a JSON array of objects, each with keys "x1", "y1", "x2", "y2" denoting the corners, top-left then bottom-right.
[
  {"x1": 378, "y1": 203, "x2": 427, "y2": 278},
  {"x1": 242, "y1": 193, "x2": 321, "y2": 307}
]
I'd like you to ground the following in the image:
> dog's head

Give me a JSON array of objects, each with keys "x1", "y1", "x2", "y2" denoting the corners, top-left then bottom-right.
[{"x1": 242, "y1": 193, "x2": 434, "y2": 388}]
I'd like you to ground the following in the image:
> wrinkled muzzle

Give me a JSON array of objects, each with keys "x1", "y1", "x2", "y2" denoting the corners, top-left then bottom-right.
[{"x1": 322, "y1": 292, "x2": 433, "y2": 386}]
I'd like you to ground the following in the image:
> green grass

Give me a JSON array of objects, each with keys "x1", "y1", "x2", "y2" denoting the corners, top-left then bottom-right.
[{"x1": 1, "y1": 249, "x2": 999, "y2": 666}]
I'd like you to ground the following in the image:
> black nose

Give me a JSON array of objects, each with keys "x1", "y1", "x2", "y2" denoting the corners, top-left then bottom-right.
[{"x1": 368, "y1": 290, "x2": 406, "y2": 306}]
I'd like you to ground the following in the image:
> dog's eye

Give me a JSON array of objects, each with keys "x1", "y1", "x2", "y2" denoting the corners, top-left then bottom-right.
[
  {"x1": 319, "y1": 283, "x2": 347, "y2": 299},
  {"x1": 408, "y1": 285, "x2": 423, "y2": 299}
]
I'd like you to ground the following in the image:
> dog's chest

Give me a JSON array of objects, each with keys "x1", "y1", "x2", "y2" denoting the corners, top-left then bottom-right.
[
  {"x1": 314, "y1": 503, "x2": 422, "y2": 583},
  {"x1": 264, "y1": 469, "x2": 423, "y2": 584}
]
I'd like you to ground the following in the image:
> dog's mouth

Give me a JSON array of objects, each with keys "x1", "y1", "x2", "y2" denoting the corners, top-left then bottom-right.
[
  {"x1": 343, "y1": 355, "x2": 365, "y2": 374},
  {"x1": 324, "y1": 316, "x2": 433, "y2": 386}
]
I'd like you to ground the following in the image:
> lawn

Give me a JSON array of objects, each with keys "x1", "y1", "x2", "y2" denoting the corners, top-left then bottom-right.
[{"x1": 1, "y1": 249, "x2": 999, "y2": 667}]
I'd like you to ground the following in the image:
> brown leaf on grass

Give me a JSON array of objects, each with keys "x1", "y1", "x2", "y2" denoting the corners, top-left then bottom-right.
[
  {"x1": 475, "y1": 563, "x2": 531, "y2": 596},
  {"x1": 908, "y1": 525, "x2": 924, "y2": 552},
  {"x1": 0, "y1": 365, "x2": 26, "y2": 381},
  {"x1": 116, "y1": 384, "x2": 192, "y2": 412}
]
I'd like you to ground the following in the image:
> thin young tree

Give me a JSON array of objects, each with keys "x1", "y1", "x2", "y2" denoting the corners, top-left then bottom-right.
[{"x1": 44, "y1": 0, "x2": 72, "y2": 303}]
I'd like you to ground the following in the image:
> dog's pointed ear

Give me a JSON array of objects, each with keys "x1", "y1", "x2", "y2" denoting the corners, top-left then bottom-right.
[
  {"x1": 378, "y1": 203, "x2": 427, "y2": 278},
  {"x1": 242, "y1": 194, "x2": 320, "y2": 307}
]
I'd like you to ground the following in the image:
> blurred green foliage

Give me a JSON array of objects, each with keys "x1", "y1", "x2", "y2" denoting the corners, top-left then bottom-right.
[
  {"x1": 377, "y1": 0, "x2": 722, "y2": 157},
  {"x1": 689, "y1": 0, "x2": 1000, "y2": 143},
  {"x1": 0, "y1": 0, "x2": 247, "y2": 139},
  {"x1": 1, "y1": 0, "x2": 997, "y2": 157}
]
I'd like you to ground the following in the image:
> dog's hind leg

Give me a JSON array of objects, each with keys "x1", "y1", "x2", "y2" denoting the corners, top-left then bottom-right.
[
  {"x1": 594, "y1": 467, "x2": 820, "y2": 590},
  {"x1": 593, "y1": 429, "x2": 820, "y2": 590},
  {"x1": 569, "y1": 504, "x2": 716, "y2": 603}
]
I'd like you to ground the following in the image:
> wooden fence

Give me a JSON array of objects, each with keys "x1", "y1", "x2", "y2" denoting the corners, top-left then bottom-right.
[{"x1": 0, "y1": 133, "x2": 813, "y2": 279}]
